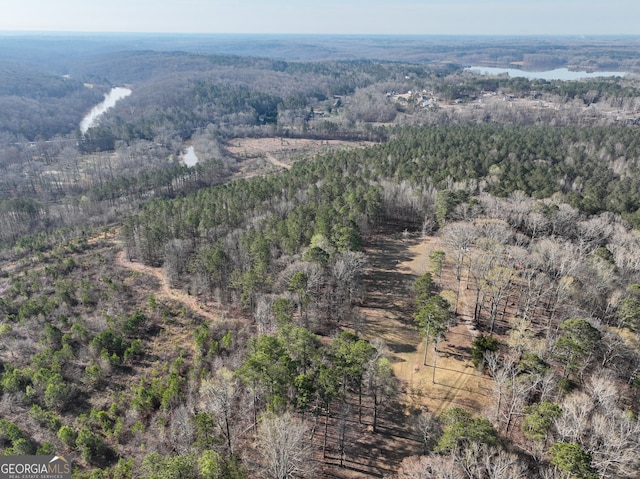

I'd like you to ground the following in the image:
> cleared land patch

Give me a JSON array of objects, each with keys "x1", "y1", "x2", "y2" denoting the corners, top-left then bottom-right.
[
  {"x1": 359, "y1": 233, "x2": 492, "y2": 416},
  {"x1": 225, "y1": 137, "x2": 377, "y2": 174}
]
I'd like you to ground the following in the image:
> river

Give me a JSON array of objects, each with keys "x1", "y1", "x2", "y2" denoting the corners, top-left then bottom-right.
[
  {"x1": 80, "y1": 87, "x2": 132, "y2": 134},
  {"x1": 466, "y1": 66, "x2": 627, "y2": 81}
]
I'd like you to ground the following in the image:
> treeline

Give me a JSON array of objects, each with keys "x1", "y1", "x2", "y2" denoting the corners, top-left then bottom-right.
[
  {"x1": 122, "y1": 164, "x2": 378, "y2": 325},
  {"x1": 379, "y1": 125, "x2": 640, "y2": 221},
  {"x1": 100, "y1": 80, "x2": 284, "y2": 144},
  {"x1": 435, "y1": 73, "x2": 640, "y2": 105},
  {"x1": 0, "y1": 50, "x2": 414, "y2": 146},
  {"x1": 5, "y1": 34, "x2": 640, "y2": 72},
  {"x1": 69, "y1": 50, "x2": 407, "y2": 90}
]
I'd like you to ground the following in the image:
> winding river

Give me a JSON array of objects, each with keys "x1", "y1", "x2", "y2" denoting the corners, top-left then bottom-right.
[{"x1": 80, "y1": 87, "x2": 132, "y2": 134}]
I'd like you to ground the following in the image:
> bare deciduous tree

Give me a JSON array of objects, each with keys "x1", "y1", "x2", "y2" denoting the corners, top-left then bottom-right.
[
  {"x1": 414, "y1": 411, "x2": 441, "y2": 455},
  {"x1": 458, "y1": 444, "x2": 527, "y2": 479},
  {"x1": 474, "y1": 218, "x2": 514, "y2": 245},
  {"x1": 555, "y1": 391, "x2": 593, "y2": 443},
  {"x1": 199, "y1": 367, "x2": 239, "y2": 454},
  {"x1": 486, "y1": 353, "x2": 535, "y2": 434},
  {"x1": 332, "y1": 250, "x2": 367, "y2": 318},
  {"x1": 441, "y1": 222, "x2": 478, "y2": 283},
  {"x1": 588, "y1": 410, "x2": 640, "y2": 478},
  {"x1": 395, "y1": 454, "x2": 463, "y2": 479},
  {"x1": 479, "y1": 264, "x2": 515, "y2": 334},
  {"x1": 255, "y1": 412, "x2": 315, "y2": 479},
  {"x1": 168, "y1": 404, "x2": 195, "y2": 455},
  {"x1": 506, "y1": 317, "x2": 544, "y2": 358}
]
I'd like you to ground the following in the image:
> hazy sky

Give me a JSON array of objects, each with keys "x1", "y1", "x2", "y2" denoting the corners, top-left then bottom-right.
[{"x1": 1, "y1": 0, "x2": 639, "y2": 35}]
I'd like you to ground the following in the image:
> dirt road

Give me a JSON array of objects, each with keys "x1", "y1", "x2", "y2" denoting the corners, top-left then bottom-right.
[
  {"x1": 265, "y1": 152, "x2": 291, "y2": 169},
  {"x1": 115, "y1": 249, "x2": 220, "y2": 323}
]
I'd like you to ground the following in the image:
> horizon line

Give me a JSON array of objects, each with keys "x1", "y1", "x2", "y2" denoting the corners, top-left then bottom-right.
[{"x1": 1, "y1": 30, "x2": 640, "y2": 38}]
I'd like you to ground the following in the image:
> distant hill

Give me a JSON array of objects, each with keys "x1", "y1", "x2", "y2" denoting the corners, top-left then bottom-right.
[{"x1": 2, "y1": 33, "x2": 640, "y2": 70}]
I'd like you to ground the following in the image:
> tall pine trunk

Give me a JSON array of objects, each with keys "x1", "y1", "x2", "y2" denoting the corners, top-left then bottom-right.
[{"x1": 323, "y1": 401, "x2": 330, "y2": 458}]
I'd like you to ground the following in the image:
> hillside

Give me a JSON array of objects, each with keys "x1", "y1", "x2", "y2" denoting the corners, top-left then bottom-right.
[
  {"x1": 1, "y1": 36, "x2": 640, "y2": 479},
  {"x1": 3, "y1": 129, "x2": 640, "y2": 477}
]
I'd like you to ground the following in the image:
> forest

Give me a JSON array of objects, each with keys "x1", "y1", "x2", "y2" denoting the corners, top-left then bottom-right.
[{"x1": 0, "y1": 34, "x2": 640, "y2": 479}]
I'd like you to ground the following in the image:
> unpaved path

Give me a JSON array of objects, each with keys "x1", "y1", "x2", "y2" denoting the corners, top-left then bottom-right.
[
  {"x1": 265, "y1": 152, "x2": 291, "y2": 170},
  {"x1": 115, "y1": 249, "x2": 220, "y2": 323},
  {"x1": 358, "y1": 233, "x2": 491, "y2": 415}
]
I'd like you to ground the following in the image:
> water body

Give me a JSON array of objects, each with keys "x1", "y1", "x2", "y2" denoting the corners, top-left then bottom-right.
[
  {"x1": 183, "y1": 146, "x2": 199, "y2": 167},
  {"x1": 80, "y1": 87, "x2": 132, "y2": 134},
  {"x1": 466, "y1": 66, "x2": 627, "y2": 81}
]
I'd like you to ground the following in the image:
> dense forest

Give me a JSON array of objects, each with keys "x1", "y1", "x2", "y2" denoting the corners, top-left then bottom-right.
[{"x1": 1, "y1": 34, "x2": 640, "y2": 479}]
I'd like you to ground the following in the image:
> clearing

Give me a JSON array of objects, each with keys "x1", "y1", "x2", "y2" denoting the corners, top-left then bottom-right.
[
  {"x1": 359, "y1": 232, "x2": 492, "y2": 415},
  {"x1": 225, "y1": 137, "x2": 377, "y2": 174},
  {"x1": 316, "y1": 231, "x2": 495, "y2": 478}
]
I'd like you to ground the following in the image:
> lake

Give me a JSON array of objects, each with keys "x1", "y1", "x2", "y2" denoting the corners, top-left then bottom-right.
[{"x1": 466, "y1": 66, "x2": 627, "y2": 81}]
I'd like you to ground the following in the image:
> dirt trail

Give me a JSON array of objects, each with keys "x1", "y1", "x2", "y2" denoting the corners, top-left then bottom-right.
[
  {"x1": 115, "y1": 249, "x2": 220, "y2": 323},
  {"x1": 265, "y1": 152, "x2": 291, "y2": 170},
  {"x1": 359, "y1": 233, "x2": 491, "y2": 415}
]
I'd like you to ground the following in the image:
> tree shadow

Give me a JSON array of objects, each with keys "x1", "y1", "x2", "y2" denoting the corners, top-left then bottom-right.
[{"x1": 387, "y1": 342, "x2": 418, "y2": 354}]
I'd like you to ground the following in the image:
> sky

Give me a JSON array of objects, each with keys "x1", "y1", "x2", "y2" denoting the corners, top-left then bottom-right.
[{"x1": 1, "y1": 0, "x2": 639, "y2": 35}]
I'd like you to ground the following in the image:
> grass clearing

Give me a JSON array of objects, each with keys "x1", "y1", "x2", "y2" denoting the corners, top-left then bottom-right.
[{"x1": 359, "y1": 232, "x2": 493, "y2": 416}]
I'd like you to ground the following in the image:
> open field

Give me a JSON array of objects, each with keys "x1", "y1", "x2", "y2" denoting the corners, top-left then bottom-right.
[
  {"x1": 310, "y1": 231, "x2": 497, "y2": 478},
  {"x1": 359, "y1": 233, "x2": 493, "y2": 416},
  {"x1": 225, "y1": 137, "x2": 377, "y2": 173}
]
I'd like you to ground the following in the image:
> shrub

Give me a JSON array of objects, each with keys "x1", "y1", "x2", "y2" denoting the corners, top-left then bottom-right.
[
  {"x1": 44, "y1": 381, "x2": 72, "y2": 411},
  {"x1": 141, "y1": 453, "x2": 196, "y2": 479},
  {"x1": 29, "y1": 405, "x2": 62, "y2": 432},
  {"x1": 1, "y1": 366, "x2": 29, "y2": 393},
  {"x1": 90, "y1": 329, "x2": 126, "y2": 357},
  {"x1": 123, "y1": 339, "x2": 143, "y2": 362},
  {"x1": 76, "y1": 427, "x2": 105, "y2": 464},
  {"x1": 36, "y1": 441, "x2": 56, "y2": 455},
  {"x1": 8, "y1": 437, "x2": 34, "y2": 455},
  {"x1": 471, "y1": 335, "x2": 500, "y2": 369},
  {"x1": 84, "y1": 364, "x2": 103, "y2": 387},
  {"x1": 435, "y1": 407, "x2": 498, "y2": 453},
  {"x1": 550, "y1": 442, "x2": 598, "y2": 479},
  {"x1": 0, "y1": 419, "x2": 27, "y2": 444},
  {"x1": 122, "y1": 311, "x2": 147, "y2": 335},
  {"x1": 112, "y1": 458, "x2": 133, "y2": 479},
  {"x1": 57, "y1": 425, "x2": 77, "y2": 448},
  {"x1": 0, "y1": 419, "x2": 34, "y2": 454}
]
